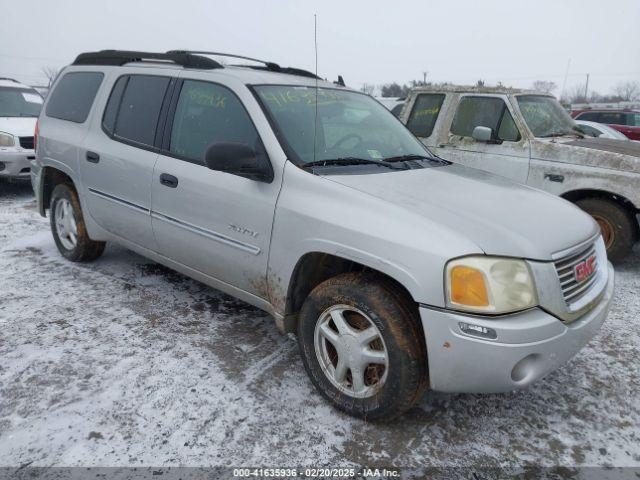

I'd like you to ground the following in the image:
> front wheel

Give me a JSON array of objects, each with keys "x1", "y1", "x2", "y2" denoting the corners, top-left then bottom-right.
[
  {"x1": 575, "y1": 197, "x2": 636, "y2": 262},
  {"x1": 50, "y1": 183, "x2": 106, "y2": 262},
  {"x1": 297, "y1": 272, "x2": 428, "y2": 420}
]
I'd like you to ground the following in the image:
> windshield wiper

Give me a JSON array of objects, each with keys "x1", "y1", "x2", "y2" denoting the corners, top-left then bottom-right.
[
  {"x1": 541, "y1": 130, "x2": 582, "y2": 138},
  {"x1": 383, "y1": 154, "x2": 448, "y2": 163},
  {"x1": 301, "y1": 157, "x2": 405, "y2": 170}
]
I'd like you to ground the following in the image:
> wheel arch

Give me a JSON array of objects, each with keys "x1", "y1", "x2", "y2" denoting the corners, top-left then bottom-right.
[
  {"x1": 561, "y1": 188, "x2": 640, "y2": 239},
  {"x1": 282, "y1": 251, "x2": 423, "y2": 335},
  {"x1": 39, "y1": 166, "x2": 78, "y2": 216}
]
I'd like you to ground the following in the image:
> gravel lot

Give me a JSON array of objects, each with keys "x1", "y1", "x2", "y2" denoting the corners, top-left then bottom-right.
[{"x1": 0, "y1": 180, "x2": 639, "y2": 469}]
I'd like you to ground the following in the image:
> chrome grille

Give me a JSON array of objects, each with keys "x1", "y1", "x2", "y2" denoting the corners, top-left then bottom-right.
[{"x1": 554, "y1": 242, "x2": 598, "y2": 305}]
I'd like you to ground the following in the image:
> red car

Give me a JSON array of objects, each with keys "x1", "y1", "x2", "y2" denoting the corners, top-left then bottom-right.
[{"x1": 571, "y1": 109, "x2": 640, "y2": 140}]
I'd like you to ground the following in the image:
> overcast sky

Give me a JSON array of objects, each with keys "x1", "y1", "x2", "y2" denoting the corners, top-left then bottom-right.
[{"x1": 2, "y1": 0, "x2": 639, "y2": 97}]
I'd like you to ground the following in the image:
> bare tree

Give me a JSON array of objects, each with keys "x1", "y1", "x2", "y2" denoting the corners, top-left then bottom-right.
[
  {"x1": 41, "y1": 66, "x2": 59, "y2": 88},
  {"x1": 360, "y1": 83, "x2": 376, "y2": 95},
  {"x1": 380, "y1": 82, "x2": 410, "y2": 98},
  {"x1": 562, "y1": 83, "x2": 607, "y2": 104},
  {"x1": 531, "y1": 80, "x2": 557, "y2": 94},
  {"x1": 563, "y1": 83, "x2": 588, "y2": 104},
  {"x1": 613, "y1": 81, "x2": 640, "y2": 101},
  {"x1": 476, "y1": 79, "x2": 485, "y2": 87}
]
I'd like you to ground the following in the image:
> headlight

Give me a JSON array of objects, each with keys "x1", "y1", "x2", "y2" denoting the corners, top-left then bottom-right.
[
  {"x1": 445, "y1": 256, "x2": 537, "y2": 314},
  {"x1": 0, "y1": 131, "x2": 15, "y2": 147}
]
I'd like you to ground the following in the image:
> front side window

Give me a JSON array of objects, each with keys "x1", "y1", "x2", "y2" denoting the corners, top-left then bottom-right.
[
  {"x1": 46, "y1": 72, "x2": 103, "y2": 123},
  {"x1": 517, "y1": 95, "x2": 578, "y2": 138},
  {"x1": 451, "y1": 96, "x2": 520, "y2": 142},
  {"x1": 254, "y1": 85, "x2": 432, "y2": 167},
  {"x1": 406, "y1": 94, "x2": 445, "y2": 138},
  {"x1": 110, "y1": 75, "x2": 170, "y2": 146},
  {"x1": 169, "y1": 80, "x2": 261, "y2": 162},
  {"x1": 0, "y1": 87, "x2": 43, "y2": 118}
]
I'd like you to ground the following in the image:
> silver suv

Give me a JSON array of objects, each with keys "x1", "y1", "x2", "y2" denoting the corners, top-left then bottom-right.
[{"x1": 33, "y1": 50, "x2": 615, "y2": 420}]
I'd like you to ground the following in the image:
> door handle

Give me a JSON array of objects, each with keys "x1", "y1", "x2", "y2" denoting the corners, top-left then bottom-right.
[
  {"x1": 438, "y1": 144, "x2": 457, "y2": 148},
  {"x1": 160, "y1": 173, "x2": 178, "y2": 188},
  {"x1": 86, "y1": 151, "x2": 100, "y2": 163},
  {"x1": 544, "y1": 173, "x2": 564, "y2": 183}
]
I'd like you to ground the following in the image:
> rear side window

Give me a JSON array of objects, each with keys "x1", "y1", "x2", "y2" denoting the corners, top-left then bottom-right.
[
  {"x1": 451, "y1": 96, "x2": 521, "y2": 142},
  {"x1": 46, "y1": 72, "x2": 104, "y2": 123},
  {"x1": 102, "y1": 76, "x2": 128, "y2": 134},
  {"x1": 406, "y1": 94, "x2": 444, "y2": 137},
  {"x1": 598, "y1": 112, "x2": 624, "y2": 125},
  {"x1": 104, "y1": 75, "x2": 170, "y2": 146},
  {"x1": 576, "y1": 112, "x2": 599, "y2": 121},
  {"x1": 168, "y1": 80, "x2": 261, "y2": 163}
]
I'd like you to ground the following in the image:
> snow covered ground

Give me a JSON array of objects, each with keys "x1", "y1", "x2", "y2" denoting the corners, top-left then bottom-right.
[{"x1": 0, "y1": 181, "x2": 639, "y2": 468}]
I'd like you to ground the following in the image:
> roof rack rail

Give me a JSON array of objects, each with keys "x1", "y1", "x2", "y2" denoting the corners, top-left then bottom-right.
[
  {"x1": 72, "y1": 50, "x2": 223, "y2": 70},
  {"x1": 167, "y1": 50, "x2": 320, "y2": 79},
  {"x1": 0, "y1": 77, "x2": 20, "y2": 83}
]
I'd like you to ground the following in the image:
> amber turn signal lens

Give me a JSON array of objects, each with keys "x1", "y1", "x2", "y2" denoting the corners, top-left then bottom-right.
[{"x1": 450, "y1": 266, "x2": 490, "y2": 307}]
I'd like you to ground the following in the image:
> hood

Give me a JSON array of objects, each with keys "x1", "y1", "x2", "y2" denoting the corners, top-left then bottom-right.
[
  {"x1": 327, "y1": 164, "x2": 599, "y2": 261},
  {"x1": 532, "y1": 136, "x2": 640, "y2": 174},
  {"x1": 563, "y1": 137, "x2": 640, "y2": 157},
  {"x1": 0, "y1": 117, "x2": 37, "y2": 137}
]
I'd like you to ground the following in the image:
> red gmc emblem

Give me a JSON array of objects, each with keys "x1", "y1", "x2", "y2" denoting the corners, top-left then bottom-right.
[{"x1": 574, "y1": 256, "x2": 596, "y2": 282}]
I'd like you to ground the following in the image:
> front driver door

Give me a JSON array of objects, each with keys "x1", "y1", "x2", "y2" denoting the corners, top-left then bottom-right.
[
  {"x1": 438, "y1": 94, "x2": 530, "y2": 184},
  {"x1": 151, "y1": 78, "x2": 281, "y2": 296}
]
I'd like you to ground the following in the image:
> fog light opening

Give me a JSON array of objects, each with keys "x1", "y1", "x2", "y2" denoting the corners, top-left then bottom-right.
[{"x1": 511, "y1": 353, "x2": 543, "y2": 383}]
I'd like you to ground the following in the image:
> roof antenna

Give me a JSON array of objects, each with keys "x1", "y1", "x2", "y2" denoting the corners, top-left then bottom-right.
[{"x1": 313, "y1": 13, "x2": 319, "y2": 164}]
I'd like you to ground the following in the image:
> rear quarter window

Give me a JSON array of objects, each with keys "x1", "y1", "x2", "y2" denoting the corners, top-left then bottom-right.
[
  {"x1": 45, "y1": 72, "x2": 104, "y2": 123},
  {"x1": 406, "y1": 94, "x2": 444, "y2": 137}
]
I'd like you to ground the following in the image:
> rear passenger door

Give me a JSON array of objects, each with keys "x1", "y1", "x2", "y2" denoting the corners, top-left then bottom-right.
[
  {"x1": 81, "y1": 74, "x2": 173, "y2": 248},
  {"x1": 150, "y1": 78, "x2": 281, "y2": 296},
  {"x1": 438, "y1": 94, "x2": 530, "y2": 183}
]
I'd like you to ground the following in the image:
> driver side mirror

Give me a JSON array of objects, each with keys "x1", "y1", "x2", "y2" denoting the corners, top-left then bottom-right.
[
  {"x1": 471, "y1": 126, "x2": 493, "y2": 142},
  {"x1": 204, "y1": 143, "x2": 273, "y2": 183}
]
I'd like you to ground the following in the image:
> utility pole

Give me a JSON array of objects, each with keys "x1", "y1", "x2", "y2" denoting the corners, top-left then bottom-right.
[
  {"x1": 422, "y1": 71, "x2": 428, "y2": 86},
  {"x1": 560, "y1": 58, "x2": 571, "y2": 103},
  {"x1": 584, "y1": 73, "x2": 590, "y2": 102}
]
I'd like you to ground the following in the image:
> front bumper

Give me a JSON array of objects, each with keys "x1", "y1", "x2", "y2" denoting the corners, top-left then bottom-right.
[
  {"x1": 419, "y1": 262, "x2": 614, "y2": 393},
  {"x1": 0, "y1": 149, "x2": 35, "y2": 178}
]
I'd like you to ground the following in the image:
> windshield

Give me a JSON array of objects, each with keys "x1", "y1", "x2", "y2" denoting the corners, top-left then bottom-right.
[
  {"x1": 0, "y1": 87, "x2": 43, "y2": 117},
  {"x1": 517, "y1": 95, "x2": 577, "y2": 138},
  {"x1": 254, "y1": 85, "x2": 432, "y2": 167}
]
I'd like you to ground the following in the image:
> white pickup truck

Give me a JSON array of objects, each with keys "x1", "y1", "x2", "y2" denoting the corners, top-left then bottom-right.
[{"x1": 399, "y1": 86, "x2": 640, "y2": 261}]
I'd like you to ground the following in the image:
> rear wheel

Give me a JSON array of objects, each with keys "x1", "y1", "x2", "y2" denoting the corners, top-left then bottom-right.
[
  {"x1": 575, "y1": 197, "x2": 636, "y2": 262},
  {"x1": 297, "y1": 272, "x2": 428, "y2": 420},
  {"x1": 50, "y1": 183, "x2": 105, "y2": 262}
]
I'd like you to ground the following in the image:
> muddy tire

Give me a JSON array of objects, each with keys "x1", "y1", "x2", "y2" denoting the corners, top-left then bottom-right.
[
  {"x1": 50, "y1": 183, "x2": 105, "y2": 262},
  {"x1": 297, "y1": 272, "x2": 428, "y2": 421},
  {"x1": 575, "y1": 197, "x2": 635, "y2": 262}
]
